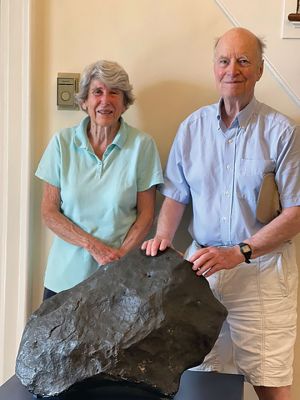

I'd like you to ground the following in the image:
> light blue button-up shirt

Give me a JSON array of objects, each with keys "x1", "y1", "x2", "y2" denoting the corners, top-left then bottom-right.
[
  {"x1": 161, "y1": 97, "x2": 300, "y2": 246},
  {"x1": 36, "y1": 116, "x2": 163, "y2": 292}
]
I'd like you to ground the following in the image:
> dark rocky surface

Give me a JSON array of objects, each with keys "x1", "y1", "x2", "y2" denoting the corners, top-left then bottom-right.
[{"x1": 16, "y1": 248, "x2": 227, "y2": 398}]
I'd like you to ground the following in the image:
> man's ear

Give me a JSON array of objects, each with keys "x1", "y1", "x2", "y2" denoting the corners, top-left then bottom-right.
[{"x1": 257, "y1": 59, "x2": 264, "y2": 81}]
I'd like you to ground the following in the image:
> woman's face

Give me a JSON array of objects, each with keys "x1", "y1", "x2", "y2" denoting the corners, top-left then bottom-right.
[{"x1": 83, "y1": 79, "x2": 126, "y2": 129}]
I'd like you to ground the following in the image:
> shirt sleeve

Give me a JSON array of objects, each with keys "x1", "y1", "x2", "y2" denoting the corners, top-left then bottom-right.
[
  {"x1": 160, "y1": 123, "x2": 191, "y2": 204},
  {"x1": 276, "y1": 125, "x2": 300, "y2": 208},
  {"x1": 137, "y1": 136, "x2": 164, "y2": 191},
  {"x1": 35, "y1": 134, "x2": 61, "y2": 188}
]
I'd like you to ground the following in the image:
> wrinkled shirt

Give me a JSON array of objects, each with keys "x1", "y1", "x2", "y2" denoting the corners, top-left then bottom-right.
[{"x1": 160, "y1": 97, "x2": 300, "y2": 246}]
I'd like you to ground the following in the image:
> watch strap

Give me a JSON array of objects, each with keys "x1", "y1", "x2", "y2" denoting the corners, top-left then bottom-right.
[{"x1": 238, "y1": 242, "x2": 252, "y2": 264}]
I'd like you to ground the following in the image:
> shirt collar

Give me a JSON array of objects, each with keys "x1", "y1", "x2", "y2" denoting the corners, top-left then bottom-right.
[
  {"x1": 74, "y1": 116, "x2": 128, "y2": 150},
  {"x1": 112, "y1": 117, "x2": 128, "y2": 149},
  {"x1": 74, "y1": 115, "x2": 91, "y2": 149},
  {"x1": 216, "y1": 97, "x2": 257, "y2": 130}
]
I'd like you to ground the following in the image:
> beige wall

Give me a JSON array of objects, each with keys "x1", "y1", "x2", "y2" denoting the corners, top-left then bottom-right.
[{"x1": 21, "y1": 0, "x2": 300, "y2": 399}]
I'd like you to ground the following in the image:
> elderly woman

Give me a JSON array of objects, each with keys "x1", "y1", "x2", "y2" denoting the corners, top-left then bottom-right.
[{"x1": 36, "y1": 60, "x2": 163, "y2": 300}]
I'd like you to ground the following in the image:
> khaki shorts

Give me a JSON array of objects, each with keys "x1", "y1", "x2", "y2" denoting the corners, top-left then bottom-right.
[{"x1": 185, "y1": 241, "x2": 298, "y2": 387}]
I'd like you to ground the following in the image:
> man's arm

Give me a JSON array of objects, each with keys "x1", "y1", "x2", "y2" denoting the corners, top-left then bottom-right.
[
  {"x1": 190, "y1": 206, "x2": 300, "y2": 277},
  {"x1": 246, "y1": 206, "x2": 300, "y2": 256},
  {"x1": 141, "y1": 197, "x2": 186, "y2": 256}
]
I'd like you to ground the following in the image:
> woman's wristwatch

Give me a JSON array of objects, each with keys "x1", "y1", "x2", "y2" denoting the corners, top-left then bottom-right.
[{"x1": 238, "y1": 242, "x2": 252, "y2": 263}]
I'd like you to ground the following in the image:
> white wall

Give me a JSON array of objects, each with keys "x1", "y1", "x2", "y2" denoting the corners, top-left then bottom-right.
[{"x1": 1, "y1": 1, "x2": 299, "y2": 399}]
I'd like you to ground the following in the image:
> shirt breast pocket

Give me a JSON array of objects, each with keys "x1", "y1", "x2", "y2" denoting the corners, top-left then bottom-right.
[{"x1": 236, "y1": 158, "x2": 275, "y2": 200}]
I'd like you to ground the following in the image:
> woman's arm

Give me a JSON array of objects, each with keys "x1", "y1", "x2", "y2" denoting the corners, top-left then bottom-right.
[
  {"x1": 41, "y1": 182, "x2": 122, "y2": 265},
  {"x1": 120, "y1": 187, "x2": 156, "y2": 255}
]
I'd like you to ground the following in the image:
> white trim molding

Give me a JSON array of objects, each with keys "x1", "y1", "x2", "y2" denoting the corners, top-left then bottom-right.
[{"x1": 0, "y1": 0, "x2": 31, "y2": 384}]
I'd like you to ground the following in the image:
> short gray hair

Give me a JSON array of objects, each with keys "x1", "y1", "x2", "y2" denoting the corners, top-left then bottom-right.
[{"x1": 76, "y1": 60, "x2": 135, "y2": 112}]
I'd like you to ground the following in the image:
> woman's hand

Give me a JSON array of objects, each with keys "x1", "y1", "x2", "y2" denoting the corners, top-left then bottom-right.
[
  {"x1": 88, "y1": 238, "x2": 124, "y2": 265},
  {"x1": 42, "y1": 182, "x2": 125, "y2": 266}
]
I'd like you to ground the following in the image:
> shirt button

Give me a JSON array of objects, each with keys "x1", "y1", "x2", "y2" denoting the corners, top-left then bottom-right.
[
  {"x1": 228, "y1": 139, "x2": 233, "y2": 144},
  {"x1": 226, "y1": 164, "x2": 231, "y2": 170},
  {"x1": 225, "y1": 191, "x2": 230, "y2": 197},
  {"x1": 222, "y1": 217, "x2": 227, "y2": 222}
]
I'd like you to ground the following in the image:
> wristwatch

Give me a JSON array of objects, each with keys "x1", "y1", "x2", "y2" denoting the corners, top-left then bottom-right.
[{"x1": 238, "y1": 242, "x2": 252, "y2": 264}]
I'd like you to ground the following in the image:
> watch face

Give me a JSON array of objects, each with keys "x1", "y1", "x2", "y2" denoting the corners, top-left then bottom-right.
[
  {"x1": 238, "y1": 243, "x2": 252, "y2": 263},
  {"x1": 242, "y1": 244, "x2": 251, "y2": 253}
]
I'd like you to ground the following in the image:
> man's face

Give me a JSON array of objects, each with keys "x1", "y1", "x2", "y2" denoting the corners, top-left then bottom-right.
[{"x1": 213, "y1": 29, "x2": 264, "y2": 104}]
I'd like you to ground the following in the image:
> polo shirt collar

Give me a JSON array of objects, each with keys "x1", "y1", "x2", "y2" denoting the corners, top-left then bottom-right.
[
  {"x1": 73, "y1": 116, "x2": 128, "y2": 150},
  {"x1": 112, "y1": 118, "x2": 128, "y2": 149},
  {"x1": 73, "y1": 116, "x2": 91, "y2": 149}
]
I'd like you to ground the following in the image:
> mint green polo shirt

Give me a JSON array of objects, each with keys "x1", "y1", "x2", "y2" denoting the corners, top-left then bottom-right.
[{"x1": 35, "y1": 116, "x2": 163, "y2": 292}]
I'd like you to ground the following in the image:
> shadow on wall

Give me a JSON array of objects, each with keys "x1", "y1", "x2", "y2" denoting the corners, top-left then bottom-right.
[{"x1": 135, "y1": 80, "x2": 217, "y2": 166}]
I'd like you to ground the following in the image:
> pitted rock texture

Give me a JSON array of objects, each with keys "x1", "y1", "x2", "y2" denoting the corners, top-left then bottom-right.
[{"x1": 16, "y1": 248, "x2": 227, "y2": 398}]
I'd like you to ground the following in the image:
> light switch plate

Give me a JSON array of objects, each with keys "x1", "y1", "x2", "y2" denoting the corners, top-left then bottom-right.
[{"x1": 57, "y1": 73, "x2": 80, "y2": 110}]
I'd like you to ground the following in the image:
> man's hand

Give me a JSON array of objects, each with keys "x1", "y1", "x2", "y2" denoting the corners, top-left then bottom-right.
[
  {"x1": 141, "y1": 236, "x2": 172, "y2": 256},
  {"x1": 189, "y1": 245, "x2": 244, "y2": 277},
  {"x1": 141, "y1": 197, "x2": 186, "y2": 256}
]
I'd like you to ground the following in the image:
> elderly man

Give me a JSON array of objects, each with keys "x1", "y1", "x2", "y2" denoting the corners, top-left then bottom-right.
[{"x1": 142, "y1": 28, "x2": 300, "y2": 400}]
